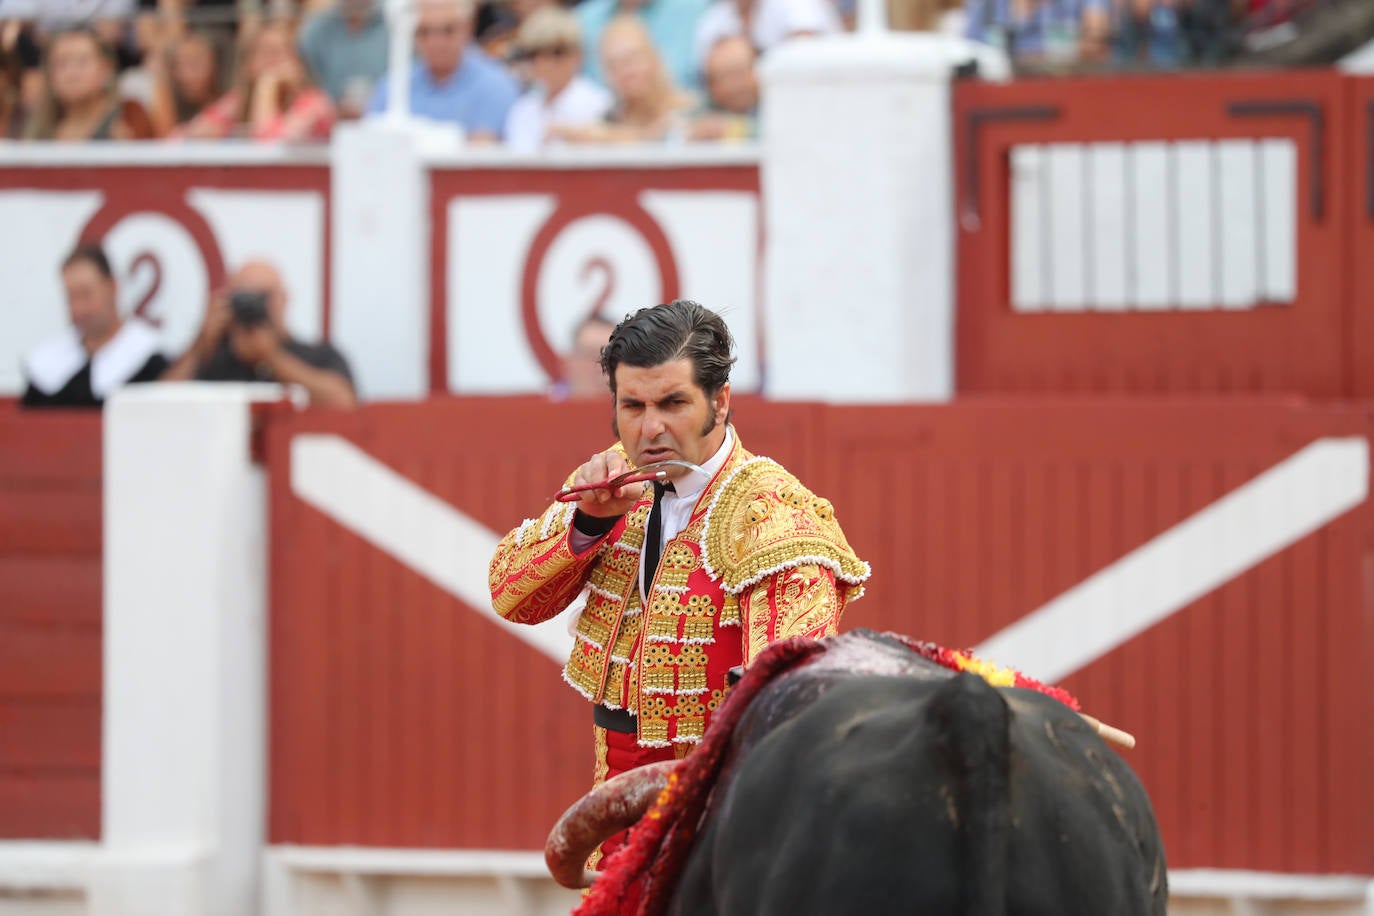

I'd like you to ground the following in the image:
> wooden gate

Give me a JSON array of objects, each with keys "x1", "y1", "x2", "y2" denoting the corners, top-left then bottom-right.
[{"x1": 954, "y1": 71, "x2": 1364, "y2": 398}]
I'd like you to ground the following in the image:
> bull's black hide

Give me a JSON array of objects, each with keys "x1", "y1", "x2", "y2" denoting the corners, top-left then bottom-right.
[{"x1": 666, "y1": 630, "x2": 1167, "y2": 916}]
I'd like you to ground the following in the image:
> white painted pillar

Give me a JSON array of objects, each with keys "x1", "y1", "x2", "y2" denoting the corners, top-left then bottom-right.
[
  {"x1": 330, "y1": 123, "x2": 433, "y2": 400},
  {"x1": 385, "y1": 0, "x2": 415, "y2": 122},
  {"x1": 760, "y1": 34, "x2": 1008, "y2": 403},
  {"x1": 855, "y1": 0, "x2": 888, "y2": 34},
  {"x1": 90, "y1": 383, "x2": 283, "y2": 916}
]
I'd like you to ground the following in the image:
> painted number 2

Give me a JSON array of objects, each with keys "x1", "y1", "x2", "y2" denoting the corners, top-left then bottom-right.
[
  {"x1": 580, "y1": 255, "x2": 615, "y2": 321},
  {"x1": 127, "y1": 251, "x2": 164, "y2": 328}
]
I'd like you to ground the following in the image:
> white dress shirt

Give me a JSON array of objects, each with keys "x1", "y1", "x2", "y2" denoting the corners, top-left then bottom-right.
[
  {"x1": 564, "y1": 428, "x2": 736, "y2": 601},
  {"x1": 639, "y1": 426, "x2": 734, "y2": 599},
  {"x1": 24, "y1": 318, "x2": 162, "y2": 399}
]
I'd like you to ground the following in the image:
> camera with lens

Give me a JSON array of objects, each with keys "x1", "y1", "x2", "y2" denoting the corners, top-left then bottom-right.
[{"x1": 229, "y1": 289, "x2": 270, "y2": 327}]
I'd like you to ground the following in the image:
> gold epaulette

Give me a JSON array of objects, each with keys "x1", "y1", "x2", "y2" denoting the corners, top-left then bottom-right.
[{"x1": 701, "y1": 457, "x2": 871, "y2": 595}]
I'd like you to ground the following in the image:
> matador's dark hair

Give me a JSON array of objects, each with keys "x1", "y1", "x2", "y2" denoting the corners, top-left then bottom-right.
[{"x1": 600, "y1": 300, "x2": 736, "y2": 397}]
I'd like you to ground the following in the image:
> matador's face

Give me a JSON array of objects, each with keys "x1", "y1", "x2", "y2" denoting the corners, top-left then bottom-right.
[{"x1": 612, "y1": 358, "x2": 731, "y2": 480}]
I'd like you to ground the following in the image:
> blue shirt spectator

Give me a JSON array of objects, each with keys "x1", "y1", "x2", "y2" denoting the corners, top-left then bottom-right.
[
  {"x1": 964, "y1": 0, "x2": 1109, "y2": 64},
  {"x1": 577, "y1": 0, "x2": 709, "y2": 90},
  {"x1": 1112, "y1": 0, "x2": 1186, "y2": 68},
  {"x1": 299, "y1": 0, "x2": 390, "y2": 116},
  {"x1": 366, "y1": 0, "x2": 519, "y2": 140}
]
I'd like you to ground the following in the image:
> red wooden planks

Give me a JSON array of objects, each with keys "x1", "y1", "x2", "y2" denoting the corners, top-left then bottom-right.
[
  {"x1": 0, "y1": 625, "x2": 102, "y2": 698},
  {"x1": 0, "y1": 701, "x2": 101, "y2": 770},
  {"x1": 0, "y1": 414, "x2": 102, "y2": 839},
  {"x1": 0, "y1": 556, "x2": 101, "y2": 625},
  {"x1": 0, "y1": 773, "x2": 99, "y2": 840}
]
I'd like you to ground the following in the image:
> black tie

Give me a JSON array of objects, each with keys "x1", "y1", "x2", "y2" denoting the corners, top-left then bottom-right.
[{"x1": 643, "y1": 481, "x2": 671, "y2": 589}]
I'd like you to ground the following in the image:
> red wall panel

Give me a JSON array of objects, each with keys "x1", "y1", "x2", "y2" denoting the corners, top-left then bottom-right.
[
  {"x1": 267, "y1": 397, "x2": 1372, "y2": 875},
  {"x1": 0, "y1": 411, "x2": 102, "y2": 840}
]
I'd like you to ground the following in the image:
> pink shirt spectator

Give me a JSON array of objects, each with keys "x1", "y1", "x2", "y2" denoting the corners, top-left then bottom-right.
[
  {"x1": 172, "y1": 20, "x2": 336, "y2": 142},
  {"x1": 176, "y1": 85, "x2": 335, "y2": 141}
]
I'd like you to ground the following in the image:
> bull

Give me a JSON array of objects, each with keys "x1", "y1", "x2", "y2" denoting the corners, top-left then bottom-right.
[{"x1": 547, "y1": 629, "x2": 1167, "y2": 916}]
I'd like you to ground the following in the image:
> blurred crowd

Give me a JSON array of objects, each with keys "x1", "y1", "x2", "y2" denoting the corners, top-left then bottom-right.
[{"x1": 0, "y1": 0, "x2": 1297, "y2": 147}]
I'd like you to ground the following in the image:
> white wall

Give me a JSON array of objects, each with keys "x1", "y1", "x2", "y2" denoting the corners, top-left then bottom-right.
[{"x1": 760, "y1": 33, "x2": 1005, "y2": 403}]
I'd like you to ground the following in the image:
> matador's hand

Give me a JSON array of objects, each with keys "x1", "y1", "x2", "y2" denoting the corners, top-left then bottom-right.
[{"x1": 572, "y1": 449, "x2": 650, "y2": 518}]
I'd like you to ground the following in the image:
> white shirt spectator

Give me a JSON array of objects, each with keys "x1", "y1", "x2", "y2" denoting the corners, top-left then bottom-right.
[
  {"x1": 505, "y1": 74, "x2": 613, "y2": 153},
  {"x1": 693, "y1": 0, "x2": 839, "y2": 68}
]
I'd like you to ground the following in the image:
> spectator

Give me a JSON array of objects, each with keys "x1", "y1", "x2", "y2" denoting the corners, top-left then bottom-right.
[
  {"x1": 175, "y1": 20, "x2": 336, "y2": 141},
  {"x1": 163, "y1": 259, "x2": 357, "y2": 408},
  {"x1": 476, "y1": 0, "x2": 567, "y2": 59},
  {"x1": 505, "y1": 7, "x2": 612, "y2": 152},
  {"x1": 2, "y1": 22, "x2": 43, "y2": 136},
  {"x1": 552, "y1": 314, "x2": 615, "y2": 400},
  {"x1": 887, "y1": 0, "x2": 966, "y2": 33},
  {"x1": 21, "y1": 243, "x2": 169, "y2": 409},
  {"x1": 118, "y1": 8, "x2": 170, "y2": 113},
  {"x1": 692, "y1": 0, "x2": 839, "y2": 71},
  {"x1": 298, "y1": 0, "x2": 388, "y2": 118},
  {"x1": 576, "y1": 0, "x2": 707, "y2": 90},
  {"x1": 964, "y1": 0, "x2": 1110, "y2": 66},
  {"x1": 134, "y1": 0, "x2": 183, "y2": 42},
  {"x1": 550, "y1": 14, "x2": 693, "y2": 142},
  {"x1": 687, "y1": 33, "x2": 755, "y2": 141},
  {"x1": 21, "y1": 0, "x2": 137, "y2": 88},
  {"x1": 1112, "y1": 0, "x2": 1186, "y2": 67},
  {"x1": 25, "y1": 27, "x2": 147, "y2": 140},
  {"x1": 366, "y1": 0, "x2": 518, "y2": 142},
  {"x1": 0, "y1": 33, "x2": 20, "y2": 136},
  {"x1": 154, "y1": 0, "x2": 250, "y2": 52},
  {"x1": 147, "y1": 29, "x2": 224, "y2": 134},
  {"x1": 475, "y1": 2, "x2": 519, "y2": 60}
]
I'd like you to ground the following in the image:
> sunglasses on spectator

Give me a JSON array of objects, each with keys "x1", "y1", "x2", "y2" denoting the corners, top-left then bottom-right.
[
  {"x1": 516, "y1": 44, "x2": 574, "y2": 61},
  {"x1": 416, "y1": 22, "x2": 462, "y2": 38}
]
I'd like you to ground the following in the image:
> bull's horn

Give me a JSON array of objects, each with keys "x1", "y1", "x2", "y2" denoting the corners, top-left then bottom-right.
[
  {"x1": 545, "y1": 760, "x2": 679, "y2": 889},
  {"x1": 1079, "y1": 712, "x2": 1136, "y2": 750}
]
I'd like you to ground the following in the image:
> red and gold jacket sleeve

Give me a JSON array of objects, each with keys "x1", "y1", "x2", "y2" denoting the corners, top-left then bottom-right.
[
  {"x1": 738, "y1": 563, "x2": 844, "y2": 664},
  {"x1": 489, "y1": 497, "x2": 608, "y2": 626},
  {"x1": 702, "y1": 458, "x2": 870, "y2": 666}
]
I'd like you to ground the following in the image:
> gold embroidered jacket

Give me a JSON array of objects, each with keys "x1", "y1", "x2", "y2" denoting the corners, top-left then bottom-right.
[{"x1": 488, "y1": 434, "x2": 869, "y2": 748}]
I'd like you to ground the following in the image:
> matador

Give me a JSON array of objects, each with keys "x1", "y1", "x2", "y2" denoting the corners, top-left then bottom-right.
[{"x1": 489, "y1": 300, "x2": 869, "y2": 809}]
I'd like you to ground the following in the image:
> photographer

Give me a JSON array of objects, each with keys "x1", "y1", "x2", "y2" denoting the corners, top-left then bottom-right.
[{"x1": 163, "y1": 259, "x2": 357, "y2": 409}]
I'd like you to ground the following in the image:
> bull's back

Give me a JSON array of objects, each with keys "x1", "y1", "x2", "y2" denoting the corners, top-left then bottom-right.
[{"x1": 670, "y1": 672, "x2": 1164, "y2": 916}]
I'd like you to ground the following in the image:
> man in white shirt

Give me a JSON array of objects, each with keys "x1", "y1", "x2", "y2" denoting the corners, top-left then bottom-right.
[
  {"x1": 22, "y1": 243, "x2": 168, "y2": 409},
  {"x1": 504, "y1": 6, "x2": 611, "y2": 153}
]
